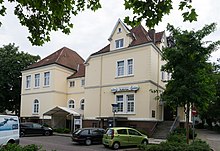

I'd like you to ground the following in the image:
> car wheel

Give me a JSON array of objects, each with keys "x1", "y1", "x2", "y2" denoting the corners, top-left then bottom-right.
[
  {"x1": 142, "y1": 139, "x2": 148, "y2": 145},
  {"x1": 112, "y1": 142, "x2": 120, "y2": 150},
  {"x1": 20, "y1": 132, "x2": 25, "y2": 137},
  {"x1": 44, "y1": 131, "x2": 50, "y2": 136},
  {"x1": 85, "y1": 139, "x2": 92, "y2": 145}
]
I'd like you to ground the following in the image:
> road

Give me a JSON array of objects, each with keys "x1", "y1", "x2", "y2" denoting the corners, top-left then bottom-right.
[
  {"x1": 196, "y1": 129, "x2": 220, "y2": 151},
  {"x1": 20, "y1": 135, "x2": 136, "y2": 151}
]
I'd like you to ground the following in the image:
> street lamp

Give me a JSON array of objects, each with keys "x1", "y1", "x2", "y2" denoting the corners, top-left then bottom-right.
[{"x1": 111, "y1": 103, "x2": 118, "y2": 127}]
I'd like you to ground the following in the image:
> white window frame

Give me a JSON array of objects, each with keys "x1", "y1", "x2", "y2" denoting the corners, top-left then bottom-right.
[
  {"x1": 26, "y1": 75, "x2": 31, "y2": 89},
  {"x1": 161, "y1": 71, "x2": 165, "y2": 81},
  {"x1": 115, "y1": 93, "x2": 135, "y2": 114},
  {"x1": 34, "y1": 73, "x2": 40, "y2": 88},
  {"x1": 116, "y1": 60, "x2": 125, "y2": 77},
  {"x1": 68, "y1": 100, "x2": 75, "y2": 108},
  {"x1": 81, "y1": 79, "x2": 85, "y2": 87},
  {"x1": 80, "y1": 99, "x2": 85, "y2": 110},
  {"x1": 127, "y1": 58, "x2": 134, "y2": 75},
  {"x1": 116, "y1": 95, "x2": 124, "y2": 113},
  {"x1": 44, "y1": 72, "x2": 50, "y2": 86},
  {"x1": 115, "y1": 38, "x2": 124, "y2": 49},
  {"x1": 33, "y1": 99, "x2": 39, "y2": 114},
  {"x1": 69, "y1": 81, "x2": 75, "y2": 87},
  {"x1": 116, "y1": 58, "x2": 134, "y2": 77}
]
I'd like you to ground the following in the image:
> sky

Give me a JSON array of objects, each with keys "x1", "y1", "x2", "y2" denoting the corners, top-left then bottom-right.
[{"x1": 0, "y1": 0, "x2": 219, "y2": 62}]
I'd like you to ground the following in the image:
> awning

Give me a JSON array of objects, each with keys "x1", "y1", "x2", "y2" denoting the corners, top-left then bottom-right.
[{"x1": 43, "y1": 106, "x2": 82, "y2": 116}]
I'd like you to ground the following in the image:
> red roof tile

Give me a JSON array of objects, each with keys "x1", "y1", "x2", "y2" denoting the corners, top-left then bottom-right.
[
  {"x1": 25, "y1": 47, "x2": 84, "y2": 70},
  {"x1": 67, "y1": 64, "x2": 85, "y2": 79}
]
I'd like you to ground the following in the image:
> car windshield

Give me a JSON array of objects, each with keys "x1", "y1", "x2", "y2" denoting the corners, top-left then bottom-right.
[{"x1": 74, "y1": 129, "x2": 82, "y2": 135}]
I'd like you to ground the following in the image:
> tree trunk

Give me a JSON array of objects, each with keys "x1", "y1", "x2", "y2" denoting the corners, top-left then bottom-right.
[{"x1": 186, "y1": 102, "x2": 190, "y2": 144}]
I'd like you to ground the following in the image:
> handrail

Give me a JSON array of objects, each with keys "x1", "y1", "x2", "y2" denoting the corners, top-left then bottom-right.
[
  {"x1": 150, "y1": 121, "x2": 158, "y2": 136},
  {"x1": 169, "y1": 116, "x2": 179, "y2": 133}
]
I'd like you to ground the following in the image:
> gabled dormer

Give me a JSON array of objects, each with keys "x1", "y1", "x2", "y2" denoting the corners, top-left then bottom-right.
[{"x1": 108, "y1": 19, "x2": 134, "y2": 51}]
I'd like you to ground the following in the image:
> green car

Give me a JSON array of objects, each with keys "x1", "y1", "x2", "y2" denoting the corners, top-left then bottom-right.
[{"x1": 102, "y1": 127, "x2": 148, "y2": 149}]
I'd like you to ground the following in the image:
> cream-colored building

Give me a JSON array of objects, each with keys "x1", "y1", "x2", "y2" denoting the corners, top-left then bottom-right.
[
  {"x1": 20, "y1": 19, "x2": 186, "y2": 134},
  {"x1": 20, "y1": 47, "x2": 85, "y2": 130}
]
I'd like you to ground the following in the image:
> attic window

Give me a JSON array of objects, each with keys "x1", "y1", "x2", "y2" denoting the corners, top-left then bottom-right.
[
  {"x1": 118, "y1": 28, "x2": 122, "y2": 33},
  {"x1": 115, "y1": 39, "x2": 124, "y2": 49}
]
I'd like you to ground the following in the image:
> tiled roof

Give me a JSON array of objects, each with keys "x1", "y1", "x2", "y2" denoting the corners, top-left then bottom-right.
[
  {"x1": 25, "y1": 47, "x2": 85, "y2": 70},
  {"x1": 67, "y1": 64, "x2": 85, "y2": 79},
  {"x1": 91, "y1": 25, "x2": 164, "y2": 56}
]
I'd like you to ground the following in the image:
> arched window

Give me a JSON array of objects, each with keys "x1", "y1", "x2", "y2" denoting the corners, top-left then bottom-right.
[
  {"x1": 68, "y1": 100, "x2": 75, "y2": 108},
  {"x1": 80, "y1": 99, "x2": 85, "y2": 110},
  {"x1": 33, "y1": 99, "x2": 39, "y2": 114}
]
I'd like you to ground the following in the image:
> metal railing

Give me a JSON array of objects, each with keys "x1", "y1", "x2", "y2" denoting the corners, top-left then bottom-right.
[{"x1": 169, "y1": 116, "x2": 180, "y2": 133}]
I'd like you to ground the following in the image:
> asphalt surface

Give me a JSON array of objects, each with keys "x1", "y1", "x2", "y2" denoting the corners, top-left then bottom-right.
[
  {"x1": 20, "y1": 135, "x2": 137, "y2": 151},
  {"x1": 196, "y1": 129, "x2": 220, "y2": 151}
]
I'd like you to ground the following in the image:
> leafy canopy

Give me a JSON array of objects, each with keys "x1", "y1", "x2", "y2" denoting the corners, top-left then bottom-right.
[
  {"x1": 161, "y1": 23, "x2": 220, "y2": 111},
  {"x1": 0, "y1": 0, "x2": 197, "y2": 46},
  {"x1": 0, "y1": 43, "x2": 40, "y2": 115}
]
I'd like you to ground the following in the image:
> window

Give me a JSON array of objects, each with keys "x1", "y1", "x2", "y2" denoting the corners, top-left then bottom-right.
[
  {"x1": 116, "y1": 59, "x2": 134, "y2": 77},
  {"x1": 34, "y1": 74, "x2": 40, "y2": 87},
  {"x1": 117, "y1": 129, "x2": 127, "y2": 135},
  {"x1": 127, "y1": 94, "x2": 134, "y2": 112},
  {"x1": 161, "y1": 71, "x2": 165, "y2": 81},
  {"x1": 81, "y1": 79, "x2": 85, "y2": 87},
  {"x1": 26, "y1": 75, "x2": 31, "y2": 89},
  {"x1": 44, "y1": 72, "x2": 50, "y2": 86},
  {"x1": 116, "y1": 94, "x2": 135, "y2": 114},
  {"x1": 128, "y1": 129, "x2": 141, "y2": 136},
  {"x1": 117, "y1": 61, "x2": 125, "y2": 76},
  {"x1": 33, "y1": 99, "x2": 39, "y2": 114},
  {"x1": 80, "y1": 99, "x2": 85, "y2": 110},
  {"x1": 127, "y1": 59, "x2": 133, "y2": 75},
  {"x1": 70, "y1": 81, "x2": 75, "y2": 87},
  {"x1": 68, "y1": 100, "x2": 75, "y2": 108},
  {"x1": 115, "y1": 39, "x2": 124, "y2": 49},
  {"x1": 152, "y1": 110, "x2": 156, "y2": 118},
  {"x1": 116, "y1": 95, "x2": 124, "y2": 112},
  {"x1": 118, "y1": 28, "x2": 122, "y2": 33},
  {"x1": 167, "y1": 73, "x2": 172, "y2": 80}
]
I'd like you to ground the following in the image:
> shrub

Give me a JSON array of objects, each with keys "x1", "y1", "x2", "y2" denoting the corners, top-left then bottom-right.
[
  {"x1": 167, "y1": 133, "x2": 186, "y2": 143},
  {"x1": 0, "y1": 144, "x2": 44, "y2": 151},
  {"x1": 54, "y1": 128, "x2": 70, "y2": 133},
  {"x1": 173, "y1": 128, "x2": 197, "y2": 139}
]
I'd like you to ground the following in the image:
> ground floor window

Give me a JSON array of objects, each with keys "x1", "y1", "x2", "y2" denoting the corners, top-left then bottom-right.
[{"x1": 116, "y1": 93, "x2": 135, "y2": 114}]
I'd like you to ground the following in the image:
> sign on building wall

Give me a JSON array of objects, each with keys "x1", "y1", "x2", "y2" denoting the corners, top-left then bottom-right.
[{"x1": 111, "y1": 85, "x2": 139, "y2": 93}]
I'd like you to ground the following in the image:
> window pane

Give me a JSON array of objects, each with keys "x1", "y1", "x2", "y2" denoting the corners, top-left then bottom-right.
[
  {"x1": 116, "y1": 95, "x2": 123, "y2": 112},
  {"x1": 26, "y1": 75, "x2": 31, "y2": 88},
  {"x1": 35, "y1": 74, "x2": 40, "y2": 87},
  {"x1": 127, "y1": 94, "x2": 134, "y2": 112},
  {"x1": 44, "y1": 72, "x2": 50, "y2": 86},
  {"x1": 127, "y1": 59, "x2": 133, "y2": 75},
  {"x1": 117, "y1": 61, "x2": 124, "y2": 76},
  {"x1": 117, "y1": 129, "x2": 127, "y2": 135},
  {"x1": 68, "y1": 100, "x2": 74, "y2": 108}
]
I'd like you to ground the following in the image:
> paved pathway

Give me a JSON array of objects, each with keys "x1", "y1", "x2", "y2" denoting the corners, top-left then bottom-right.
[{"x1": 196, "y1": 129, "x2": 220, "y2": 151}]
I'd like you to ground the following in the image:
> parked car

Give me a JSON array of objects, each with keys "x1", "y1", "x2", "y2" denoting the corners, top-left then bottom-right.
[
  {"x1": 71, "y1": 128, "x2": 105, "y2": 145},
  {"x1": 0, "y1": 115, "x2": 19, "y2": 146},
  {"x1": 102, "y1": 127, "x2": 148, "y2": 150},
  {"x1": 20, "y1": 122, "x2": 53, "y2": 137}
]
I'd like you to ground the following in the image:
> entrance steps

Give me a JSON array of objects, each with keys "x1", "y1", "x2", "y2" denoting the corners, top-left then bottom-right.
[{"x1": 152, "y1": 121, "x2": 174, "y2": 139}]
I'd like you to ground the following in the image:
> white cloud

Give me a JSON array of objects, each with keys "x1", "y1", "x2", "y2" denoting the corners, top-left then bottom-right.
[{"x1": 0, "y1": 0, "x2": 219, "y2": 62}]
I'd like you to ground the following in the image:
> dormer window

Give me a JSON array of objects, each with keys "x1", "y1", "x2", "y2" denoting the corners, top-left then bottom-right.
[{"x1": 115, "y1": 39, "x2": 124, "y2": 49}]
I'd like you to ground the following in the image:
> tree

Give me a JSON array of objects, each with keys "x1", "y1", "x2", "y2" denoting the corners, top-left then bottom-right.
[
  {"x1": 0, "y1": 43, "x2": 40, "y2": 115},
  {"x1": 0, "y1": 0, "x2": 197, "y2": 46},
  {"x1": 161, "y1": 23, "x2": 220, "y2": 143},
  {"x1": 201, "y1": 60, "x2": 220, "y2": 126}
]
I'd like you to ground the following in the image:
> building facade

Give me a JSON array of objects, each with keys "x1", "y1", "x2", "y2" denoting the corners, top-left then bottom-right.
[{"x1": 20, "y1": 19, "x2": 186, "y2": 134}]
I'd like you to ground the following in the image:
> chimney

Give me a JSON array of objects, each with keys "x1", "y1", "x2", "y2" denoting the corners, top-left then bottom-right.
[{"x1": 148, "y1": 29, "x2": 155, "y2": 43}]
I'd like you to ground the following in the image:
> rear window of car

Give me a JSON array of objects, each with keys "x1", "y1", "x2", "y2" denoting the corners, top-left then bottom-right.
[
  {"x1": 106, "y1": 129, "x2": 113, "y2": 135},
  {"x1": 117, "y1": 129, "x2": 128, "y2": 135}
]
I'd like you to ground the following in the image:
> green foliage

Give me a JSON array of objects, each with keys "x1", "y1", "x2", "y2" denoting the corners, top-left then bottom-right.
[
  {"x1": 173, "y1": 128, "x2": 197, "y2": 139},
  {"x1": 139, "y1": 134, "x2": 210, "y2": 151},
  {"x1": 0, "y1": 144, "x2": 44, "y2": 151},
  {"x1": 0, "y1": 43, "x2": 40, "y2": 114},
  {"x1": 54, "y1": 128, "x2": 70, "y2": 133},
  {"x1": 1, "y1": 0, "x2": 198, "y2": 45}
]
